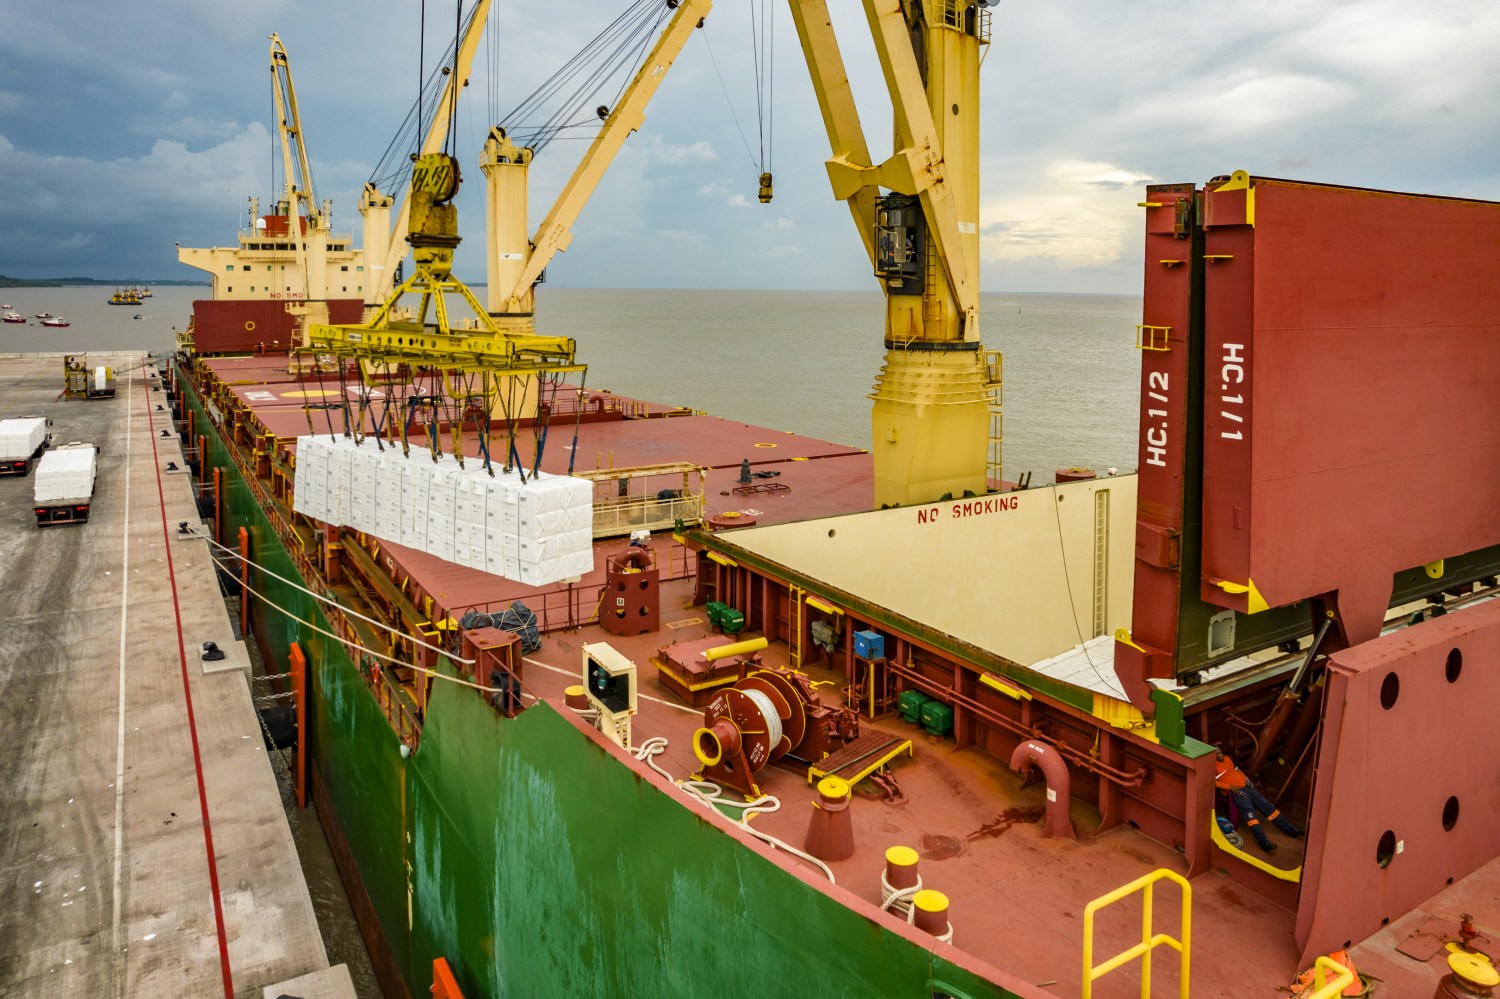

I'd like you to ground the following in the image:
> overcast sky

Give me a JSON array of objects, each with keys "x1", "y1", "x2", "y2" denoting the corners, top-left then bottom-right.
[{"x1": 1, "y1": 1, "x2": 1496, "y2": 294}]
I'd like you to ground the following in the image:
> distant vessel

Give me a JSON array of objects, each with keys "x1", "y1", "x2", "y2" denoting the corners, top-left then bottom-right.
[
  {"x1": 107, "y1": 288, "x2": 141, "y2": 305},
  {"x1": 40, "y1": 316, "x2": 70, "y2": 328},
  {"x1": 34, "y1": 312, "x2": 54, "y2": 320},
  {"x1": 2, "y1": 312, "x2": 24, "y2": 324},
  {"x1": 132, "y1": 313, "x2": 143, "y2": 320}
]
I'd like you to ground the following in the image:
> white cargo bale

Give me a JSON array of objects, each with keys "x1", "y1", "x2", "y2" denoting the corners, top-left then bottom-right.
[
  {"x1": 291, "y1": 436, "x2": 593, "y2": 584},
  {"x1": 0, "y1": 417, "x2": 48, "y2": 460},
  {"x1": 560, "y1": 549, "x2": 595, "y2": 577},
  {"x1": 34, "y1": 445, "x2": 97, "y2": 504}
]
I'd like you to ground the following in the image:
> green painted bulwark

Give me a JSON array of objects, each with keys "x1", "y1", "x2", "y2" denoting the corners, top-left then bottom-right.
[{"x1": 179, "y1": 368, "x2": 1032, "y2": 999}]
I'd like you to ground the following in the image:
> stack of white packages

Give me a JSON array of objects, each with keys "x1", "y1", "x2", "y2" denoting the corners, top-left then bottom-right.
[
  {"x1": 34, "y1": 445, "x2": 96, "y2": 504},
  {"x1": 0, "y1": 417, "x2": 48, "y2": 460},
  {"x1": 292, "y1": 435, "x2": 593, "y2": 586}
]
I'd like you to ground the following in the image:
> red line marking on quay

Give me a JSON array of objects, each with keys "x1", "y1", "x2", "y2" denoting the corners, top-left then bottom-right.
[{"x1": 146, "y1": 367, "x2": 236, "y2": 999}]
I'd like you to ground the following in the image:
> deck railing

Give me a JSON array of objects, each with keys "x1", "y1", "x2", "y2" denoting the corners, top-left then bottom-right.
[{"x1": 1082, "y1": 868, "x2": 1190, "y2": 999}]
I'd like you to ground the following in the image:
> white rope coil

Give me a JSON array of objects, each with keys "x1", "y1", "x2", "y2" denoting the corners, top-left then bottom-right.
[
  {"x1": 629, "y1": 737, "x2": 834, "y2": 884},
  {"x1": 880, "y1": 868, "x2": 923, "y2": 916},
  {"x1": 741, "y1": 687, "x2": 783, "y2": 751}
]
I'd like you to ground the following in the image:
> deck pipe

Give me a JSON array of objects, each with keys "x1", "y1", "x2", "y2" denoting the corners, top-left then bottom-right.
[{"x1": 1009, "y1": 739, "x2": 1076, "y2": 839}]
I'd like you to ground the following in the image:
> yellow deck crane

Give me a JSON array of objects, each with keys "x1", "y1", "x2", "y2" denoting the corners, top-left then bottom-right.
[
  {"x1": 300, "y1": 0, "x2": 713, "y2": 477},
  {"x1": 788, "y1": 0, "x2": 1003, "y2": 507},
  {"x1": 268, "y1": 33, "x2": 335, "y2": 350}
]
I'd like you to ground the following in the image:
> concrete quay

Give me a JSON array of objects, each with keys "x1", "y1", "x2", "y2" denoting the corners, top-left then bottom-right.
[{"x1": 0, "y1": 353, "x2": 354, "y2": 997}]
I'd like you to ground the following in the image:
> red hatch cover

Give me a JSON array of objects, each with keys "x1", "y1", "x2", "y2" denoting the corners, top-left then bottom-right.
[{"x1": 1198, "y1": 177, "x2": 1500, "y2": 643}]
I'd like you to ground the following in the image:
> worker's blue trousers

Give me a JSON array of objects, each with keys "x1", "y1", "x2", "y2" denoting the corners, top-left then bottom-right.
[{"x1": 1227, "y1": 784, "x2": 1277, "y2": 825}]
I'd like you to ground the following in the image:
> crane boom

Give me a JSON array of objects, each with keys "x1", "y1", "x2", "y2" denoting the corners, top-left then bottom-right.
[
  {"x1": 366, "y1": 0, "x2": 494, "y2": 306},
  {"x1": 497, "y1": 0, "x2": 712, "y2": 314},
  {"x1": 269, "y1": 32, "x2": 331, "y2": 347},
  {"x1": 786, "y1": 1, "x2": 880, "y2": 269}
]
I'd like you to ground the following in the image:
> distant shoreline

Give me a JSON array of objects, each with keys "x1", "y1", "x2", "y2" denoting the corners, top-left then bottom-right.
[{"x1": 0, "y1": 276, "x2": 208, "y2": 288}]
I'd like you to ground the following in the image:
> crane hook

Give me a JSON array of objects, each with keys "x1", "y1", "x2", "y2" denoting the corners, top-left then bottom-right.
[{"x1": 758, "y1": 171, "x2": 773, "y2": 204}]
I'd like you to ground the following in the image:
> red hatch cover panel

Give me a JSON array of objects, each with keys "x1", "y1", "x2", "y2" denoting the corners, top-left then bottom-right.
[
  {"x1": 1294, "y1": 599, "x2": 1500, "y2": 966},
  {"x1": 1115, "y1": 184, "x2": 1198, "y2": 708},
  {"x1": 1198, "y1": 177, "x2": 1500, "y2": 641},
  {"x1": 190, "y1": 298, "x2": 365, "y2": 354}
]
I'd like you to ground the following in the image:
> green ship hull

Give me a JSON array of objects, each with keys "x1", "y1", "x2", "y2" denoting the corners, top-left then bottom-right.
[{"x1": 178, "y1": 371, "x2": 1027, "y2": 998}]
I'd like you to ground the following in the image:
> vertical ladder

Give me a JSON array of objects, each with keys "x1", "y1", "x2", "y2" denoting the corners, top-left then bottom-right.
[
  {"x1": 789, "y1": 584, "x2": 805, "y2": 669},
  {"x1": 922, "y1": 231, "x2": 942, "y2": 337},
  {"x1": 1092, "y1": 488, "x2": 1110, "y2": 637},
  {"x1": 984, "y1": 349, "x2": 1003, "y2": 487}
]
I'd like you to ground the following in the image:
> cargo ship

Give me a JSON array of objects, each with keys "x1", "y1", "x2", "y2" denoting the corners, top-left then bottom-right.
[{"x1": 168, "y1": 6, "x2": 1500, "y2": 999}]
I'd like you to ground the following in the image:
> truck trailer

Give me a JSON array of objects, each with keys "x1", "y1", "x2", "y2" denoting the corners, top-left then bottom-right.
[
  {"x1": 33, "y1": 442, "x2": 98, "y2": 526},
  {"x1": 0, "y1": 416, "x2": 53, "y2": 475},
  {"x1": 89, "y1": 366, "x2": 116, "y2": 399}
]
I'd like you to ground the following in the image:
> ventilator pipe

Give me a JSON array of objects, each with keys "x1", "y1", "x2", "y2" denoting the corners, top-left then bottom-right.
[{"x1": 1009, "y1": 739, "x2": 1076, "y2": 839}]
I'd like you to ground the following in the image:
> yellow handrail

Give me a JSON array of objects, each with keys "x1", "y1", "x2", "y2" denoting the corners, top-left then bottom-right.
[
  {"x1": 1305, "y1": 955, "x2": 1355, "y2": 998},
  {"x1": 1082, "y1": 868, "x2": 1190, "y2": 999}
]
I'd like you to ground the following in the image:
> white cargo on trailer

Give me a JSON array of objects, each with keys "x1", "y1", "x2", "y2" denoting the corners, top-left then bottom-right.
[{"x1": 0, "y1": 416, "x2": 51, "y2": 471}]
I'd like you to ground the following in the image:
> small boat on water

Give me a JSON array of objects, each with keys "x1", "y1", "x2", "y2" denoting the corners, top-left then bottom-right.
[
  {"x1": 107, "y1": 288, "x2": 141, "y2": 305},
  {"x1": 133, "y1": 313, "x2": 143, "y2": 320},
  {"x1": 35, "y1": 312, "x2": 55, "y2": 320},
  {"x1": 3, "y1": 311, "x2": 25, "y2": 324},
  {"x1": 39, "y1": 316, "x2": 70, "y2": 328}
]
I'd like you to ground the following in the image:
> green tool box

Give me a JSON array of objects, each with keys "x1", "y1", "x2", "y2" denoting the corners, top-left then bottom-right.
[
  {"x1": 920, "y1": 699, "x2": 954, "y2": 737},
  {"x1": 898, "y1": 689, "x2": 930, "y2": 726}
]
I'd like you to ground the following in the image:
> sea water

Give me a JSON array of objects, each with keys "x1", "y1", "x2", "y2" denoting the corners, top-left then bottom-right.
[{"x1": 1, "y1": 285, "x2": 1143, "y2": 481}]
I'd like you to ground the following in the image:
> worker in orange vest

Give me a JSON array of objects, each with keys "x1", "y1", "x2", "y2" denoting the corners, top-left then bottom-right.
[{"x1": 1214, "y1": 751, "x2": 1303, "y2": 852}]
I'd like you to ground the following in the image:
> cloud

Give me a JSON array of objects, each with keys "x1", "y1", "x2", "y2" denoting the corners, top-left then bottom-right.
[
  {"x1": 648, "y1": 136, "x2": 716, "y2": 165},
  {"x1": 0, "y1": 0, "x2": 1496, "y2": 294},
  {"x1": 980, "y1": 161, "x2": 1153, "y2": 268}
]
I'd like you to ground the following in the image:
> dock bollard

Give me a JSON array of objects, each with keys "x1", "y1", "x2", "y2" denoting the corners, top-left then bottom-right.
[
  {"x1": 564, "y1": 685, "x2": 589, "y2": 711},
  {"x1": 1434, "y1": 951, "x2": 1498, "y2": 997},
  {"x1": 881, "y1": 845, "x2": 921, "y2": 914},
  {"x1": 911, "y1": 889, "x2": 952, "y2": 942}
]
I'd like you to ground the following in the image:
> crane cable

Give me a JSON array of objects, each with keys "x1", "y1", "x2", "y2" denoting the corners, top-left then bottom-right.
[
  {"x1": 750, "y1": 0, "x2": 774, "y2": 183},
  {"x1": 499, "y1": 0, "x2": 668, "y2": 155},
  {"x1": 697, "y1": 3, "x2": 774, "y2": 198}
]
